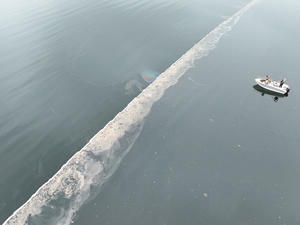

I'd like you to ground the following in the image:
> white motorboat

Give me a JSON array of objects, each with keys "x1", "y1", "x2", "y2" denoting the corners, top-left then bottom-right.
[{"x1": 255, "y1": 78, "x2": 290, "y2": 94}]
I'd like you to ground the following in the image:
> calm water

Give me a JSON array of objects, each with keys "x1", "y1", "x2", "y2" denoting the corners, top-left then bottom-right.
[{"x1": 1, "y1": 0, "x2": 300, "y2": 224}]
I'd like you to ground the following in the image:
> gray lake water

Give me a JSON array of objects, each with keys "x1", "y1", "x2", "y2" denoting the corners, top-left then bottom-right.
[{"x1": 1, "y1": 0, "x2": 300, "y2": 224}]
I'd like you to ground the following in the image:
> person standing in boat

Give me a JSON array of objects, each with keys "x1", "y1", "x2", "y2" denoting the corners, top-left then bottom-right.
[
  {"x1": 279, "y1": 79, "x2": 284, "y2": 87},
  {"x1": 265, "y1": 75, "x2": 270, "y2": 84}
]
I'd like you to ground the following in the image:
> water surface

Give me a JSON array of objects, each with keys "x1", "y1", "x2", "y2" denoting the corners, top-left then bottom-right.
[{"x1": 1, "y1": 0, "x2": 300, "y2": 224}]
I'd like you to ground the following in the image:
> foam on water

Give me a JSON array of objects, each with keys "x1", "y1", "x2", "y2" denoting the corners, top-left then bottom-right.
[{"x1": 3, "y1": 0, "x2": 260, "y2": 224}]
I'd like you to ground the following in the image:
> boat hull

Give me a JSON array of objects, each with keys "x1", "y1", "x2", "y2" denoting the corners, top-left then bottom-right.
[{"x1": 255, "y1": 78, "x2": 290, "y2": 94}]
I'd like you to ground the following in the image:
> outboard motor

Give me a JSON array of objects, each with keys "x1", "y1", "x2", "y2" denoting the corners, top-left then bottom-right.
[{"x1": 286, "y1": 88, "x2": 290, "y2": 93}]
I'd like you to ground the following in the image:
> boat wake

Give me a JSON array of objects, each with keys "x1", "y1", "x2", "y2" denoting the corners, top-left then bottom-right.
[{"x1": 3, "y1": 0, "x2": 261, "y2": 224}]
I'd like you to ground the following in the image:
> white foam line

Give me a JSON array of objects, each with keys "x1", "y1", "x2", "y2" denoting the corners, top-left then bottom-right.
[{"x1": 3, "y1": 1, "x2": 260, "y2": 224}]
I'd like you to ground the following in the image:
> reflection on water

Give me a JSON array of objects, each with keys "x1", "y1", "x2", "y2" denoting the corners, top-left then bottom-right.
[{"x1": 253, "y1": 85, "x2": 288, "y2": 102}]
